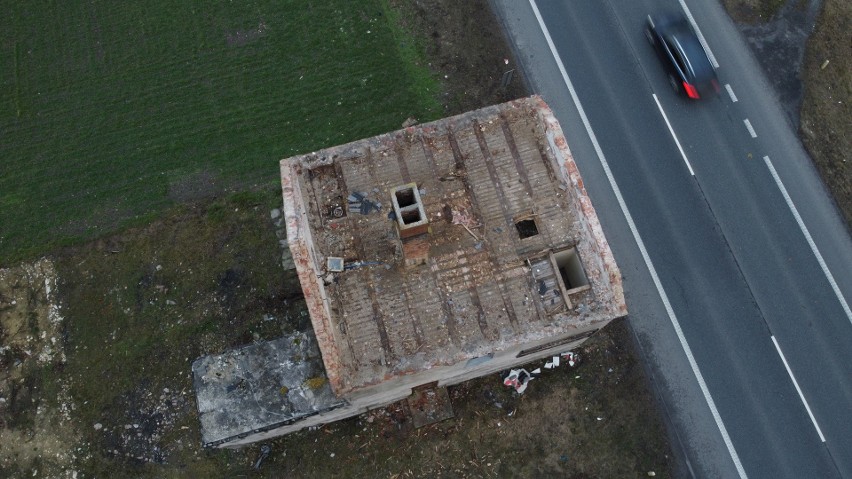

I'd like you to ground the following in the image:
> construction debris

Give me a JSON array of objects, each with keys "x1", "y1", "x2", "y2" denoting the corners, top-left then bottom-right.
[
  {"x1": 348, "y1": 191, "x2": 381, "y2": 215},
  {"x1": 253, "y1": 444, "x2": 271, "y2": 470},
  {"x1": 562, "y1": 351, "x2": 579, "y2": 367}
]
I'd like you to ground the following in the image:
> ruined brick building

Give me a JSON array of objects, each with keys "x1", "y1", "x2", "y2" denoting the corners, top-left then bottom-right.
[{"x1": 193, "y1": 96, "x2": 626, "y2": 447}]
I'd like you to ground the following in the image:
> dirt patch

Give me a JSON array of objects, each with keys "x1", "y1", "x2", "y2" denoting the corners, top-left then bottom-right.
[
  {"x1": 0, "y1": 259, "x2": 80, "y2": 477},
  {"x1": 722, "y1": 0, "x2": 788, "y2": 23},
  {"x1": 97, "y1": 379, "x2": 192, "y2": 465},
  {"x1": 387, "y1": 0, "x2": 528, "y2": 115},
  {"x1": 0, "y1": 259, "x2": 64, "y2": 373},
  {"x1": 167, "y1": 170, "x2": 222, "y2": 203}
]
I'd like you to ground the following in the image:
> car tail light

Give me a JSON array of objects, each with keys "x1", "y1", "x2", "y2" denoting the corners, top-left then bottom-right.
[
  {"x1": 711, "y1": 79, "x2": 720, "y2": 92},
  {"x1": 683, "y1": 82, "x2": 700, "y2": 99}
]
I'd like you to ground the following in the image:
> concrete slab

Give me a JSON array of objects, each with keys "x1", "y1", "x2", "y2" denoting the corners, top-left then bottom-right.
[{"x1": 192, "y1": 331, "x2": 345, "y2": 447}]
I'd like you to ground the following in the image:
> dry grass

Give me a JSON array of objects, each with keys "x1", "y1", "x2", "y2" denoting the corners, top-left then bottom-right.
[
  {"x1": 800, "y1": 0, "x2": 852, "y2": 227},
  {"x1": 722, "y1": 0, "x2": 787, "y2": 22}
]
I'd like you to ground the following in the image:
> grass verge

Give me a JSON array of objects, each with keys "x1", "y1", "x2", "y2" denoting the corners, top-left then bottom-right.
[
  {"x1": 723, "y1": 0, "x2": 787, "y2": 22},
  {"x1": 800, "y1": 0, "x2": 851, "y2": 227}
]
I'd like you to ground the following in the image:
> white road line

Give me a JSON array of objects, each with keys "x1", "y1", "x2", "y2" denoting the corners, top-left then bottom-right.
[
  {"x1": 529, "y1": 2, "x2": 747, "y2": 477},
  {"x1": 725, "y1": 84, "x2": 738, "y2": 102},
  {"x1": 652, "y1": 94, "x2": 694, "y2": 176},
  {"x1": 744, "y1": 119, "x2": 757, "y2": 138},
  {"x1": 771, "y1": 336, "x2": 826, "y2": 442},
  {"x1": 764, "y1": 156, "x2": 852, "y2": 324},
  {"x1": 678, "y1": 0, "x2": 719, "y2": 69}
]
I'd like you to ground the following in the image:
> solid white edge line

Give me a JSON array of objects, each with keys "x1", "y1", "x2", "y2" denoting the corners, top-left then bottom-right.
[
  {"x1": 743, "y1": 119, "x2": 757, "y2": 138},
  {"x1": 771, "y1": 336, "x2": 826, "y2": 442},
  {"x1": 677, "y1": 0, "x2": 719, "y2": 69},
  {"x1": 652, "y1": 94, "x2": 695, "y2": 176},
  {"x1": 763, "y1": 156, "x2": 852, "y2": 324},
  {"x1": 725, "y1": 84, "x2": 738, "y2": 102},
  {"x1": 528, "y1": 2, "x2": 747, "y2": 477}
]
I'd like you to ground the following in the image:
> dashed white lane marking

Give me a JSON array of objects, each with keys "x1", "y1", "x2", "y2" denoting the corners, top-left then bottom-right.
[
  {"x1": 725, "y1": 84, "x2": 738, "y2": 102},
  {"x1": 653, "y1": 94, "x2": 694, "y2": 176},
  {"x1": 764, "y1": 156, "x2": 852, "y2": 324},
  {"x1": 771, "y1": 336, "x2": 826, "y2": 442},
  {"x1": 678, "y1": 0, "x2": 719, "y2": 69},
  {"x1": 529, "y1": 2, "x2": 746, "y2": 478},
  {"x1": 744, "y1": 119, "x2": 757, "y2": 138}
]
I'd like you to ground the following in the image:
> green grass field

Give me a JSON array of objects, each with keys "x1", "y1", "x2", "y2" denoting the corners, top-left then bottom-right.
[{"x1": 0, "y1": 0, "x2": 441, "y2": 263}]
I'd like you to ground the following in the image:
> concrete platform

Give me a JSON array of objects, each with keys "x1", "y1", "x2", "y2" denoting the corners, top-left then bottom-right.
[{"x1": 192, "y1": 331, "x2": 345, "y2": 447}]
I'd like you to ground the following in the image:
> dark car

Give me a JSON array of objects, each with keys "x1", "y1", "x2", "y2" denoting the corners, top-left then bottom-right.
[{"x1": 645, "y1": 13, "x2": 719, "y2": 99}]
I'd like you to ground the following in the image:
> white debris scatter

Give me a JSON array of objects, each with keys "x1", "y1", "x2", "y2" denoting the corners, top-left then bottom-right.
[
  {"x1": 502, "y1": 369, "x2": 532, "y2": 394},
  {"x1": 560, "y1": 351, "x2": 578, "y2": 367},
  {"x1": 1, "y1": 259, "x2": 82, "y2": 476}
]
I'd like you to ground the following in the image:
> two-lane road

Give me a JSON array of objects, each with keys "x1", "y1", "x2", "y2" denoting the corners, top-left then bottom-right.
[{"x1": 491, "y1": 0, "x2": 852, "y2": 477}]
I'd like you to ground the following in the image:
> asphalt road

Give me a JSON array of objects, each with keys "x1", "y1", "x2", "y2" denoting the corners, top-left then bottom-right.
[{"x1": 490, "y1": 1, "x2": 852, "y2": 477}]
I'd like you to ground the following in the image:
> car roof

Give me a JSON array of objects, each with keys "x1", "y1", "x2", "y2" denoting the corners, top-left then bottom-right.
[{"x1": 664, "y1": 26, "x2": 715, "y2": 81}]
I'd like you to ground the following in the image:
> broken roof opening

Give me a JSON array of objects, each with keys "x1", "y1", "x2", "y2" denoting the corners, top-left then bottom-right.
[
  {"x1": 554, "y1": 247, "x2": 589, "y2": 291},
  {"x1": 515, "y1": 218, "x2": 539, "y2": 238},
  {"x1": 550, "y1": 247, "x2": 591, "y2": 309}
]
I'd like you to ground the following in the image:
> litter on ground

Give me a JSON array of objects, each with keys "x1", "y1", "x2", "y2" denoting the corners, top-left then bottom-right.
[{"x1": 502, "y1": 368, "x2": 532, "y2": 394}]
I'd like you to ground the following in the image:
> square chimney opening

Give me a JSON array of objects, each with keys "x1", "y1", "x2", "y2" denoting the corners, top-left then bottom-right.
[
  {"x1": 391, "y1": 183, "x2": 429, "y2": 237},
  {"x1": 395, "y1": 188, "x2": 416, "y2": 208},
  {"x1": 401, "y1": 209, "x2": 422, "y2": 225}
]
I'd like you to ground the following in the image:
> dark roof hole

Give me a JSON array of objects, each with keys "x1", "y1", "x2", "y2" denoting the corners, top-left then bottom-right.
[
  {"x1": 395, "y1": 188, "x2": 416, "y2": 208},
  {"x1": 515, "y1": 219, "x2": 539, "y2": 239}
]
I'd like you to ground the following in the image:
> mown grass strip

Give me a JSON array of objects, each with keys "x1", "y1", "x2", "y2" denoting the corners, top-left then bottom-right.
[{"x1": 0, "y1": 0, "x2": 441, "y2": 264}]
